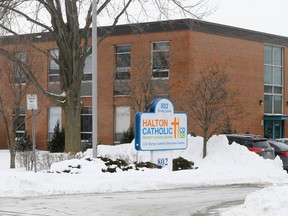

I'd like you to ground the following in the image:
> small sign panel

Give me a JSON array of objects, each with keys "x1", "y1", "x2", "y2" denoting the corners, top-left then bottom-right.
[
  {"x1": 26, "y1": 94, "x2": 38, "y2": 110},
  {"x1": 135, "y1": 98, "x2": 188, "y2": 151}
]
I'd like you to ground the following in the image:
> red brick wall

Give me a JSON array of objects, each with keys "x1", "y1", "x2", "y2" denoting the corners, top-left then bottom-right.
[{"x1": 0, "y1": 28, "x2": 287, "y2": 149}]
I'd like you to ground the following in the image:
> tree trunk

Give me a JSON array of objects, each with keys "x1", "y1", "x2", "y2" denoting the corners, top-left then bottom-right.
[
  {"x1": 63, "y1": 92, "x2": 82, "y2": 153},
  {"x1": 9, "y1": 146, "x2": 15, "y2": 169},
  {"x1": 203, "y1": 129, "x2": 208, "y2": 159}
]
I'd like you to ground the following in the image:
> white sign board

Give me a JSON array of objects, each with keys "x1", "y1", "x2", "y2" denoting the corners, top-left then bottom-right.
[
  {"x1": 26, "y1": 94, "x2": 38, "y2": 110},
  {"x1": 135, "y1": 98, "x2": 188, "y2": 151}
]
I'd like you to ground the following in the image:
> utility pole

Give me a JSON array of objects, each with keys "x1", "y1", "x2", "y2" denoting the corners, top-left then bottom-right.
[{"x1": 92, "y1": 0, "x2": 98, "y2": 158}]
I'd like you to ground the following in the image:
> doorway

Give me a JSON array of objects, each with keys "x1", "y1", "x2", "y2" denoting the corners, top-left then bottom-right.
[{"x1": 264, "y1": 120, "x2": 283, "y2": 139}]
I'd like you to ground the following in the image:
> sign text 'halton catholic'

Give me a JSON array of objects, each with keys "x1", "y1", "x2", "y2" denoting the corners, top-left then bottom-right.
[{"x1": 135, "y1": 98, "x2": 188, "y2": 151}]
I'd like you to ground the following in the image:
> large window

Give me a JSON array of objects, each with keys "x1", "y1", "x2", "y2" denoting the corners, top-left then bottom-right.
[
  {"x1": 152, "y1": 41, "x2": 169, "y2": 78},
  {"x1": 114, "y1": 106, "x2": 130, "y2": 143},
  {"x1": 49, "y1": 49, "x2": 92, "y2": 82},
  {"x1": 14, "y1": 52, "x2": 27, "y2": 84},
  {"x1": 264, "y1": 45, "x2": 283, "y2": 114},
  {"x1": 48, "y1": 106, "x2": 62, "y2": 141},
  {"x1": 81, "y1": 107, "x2": 92, "y2": 141},
  {"x1": 14, "y1": 107, "x2": 25, "y2": 138},
  {"x1": 115, "y1": 44, "x2": 131, "y2": 80}
]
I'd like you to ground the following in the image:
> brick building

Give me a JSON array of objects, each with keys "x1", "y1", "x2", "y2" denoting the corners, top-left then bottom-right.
[{"x1": 0, "y1": 19, "x2": 288, "y2": 150}]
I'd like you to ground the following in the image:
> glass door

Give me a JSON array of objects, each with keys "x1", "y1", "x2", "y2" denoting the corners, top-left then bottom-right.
[{"x1": 264, "y1": 120, "x2": 283, "y2": 139}]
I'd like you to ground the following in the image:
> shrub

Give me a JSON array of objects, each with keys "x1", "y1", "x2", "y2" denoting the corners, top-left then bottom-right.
[
  {"x1": 100, "y1": 156, "x2": 133, "y2": 173},
  {"x1": 135, "y1": 161, "x2": 162, "y2": 170},
  {"x1": 15, "y1": 133, "x2": 34, "y2": 171},
  {"x1": 81, "y1": 139, "x2": 92, "y2": 152},
  {"x1": 48, "y1": 121, "x2": 65, "y2": 153},
  {"x1": 120, "y1": 127, "x2": 134, "y2": 144},
  {"x1": 15, "y1": 132, "x2": 32, "y2": 152},
  {"x1": 173, "y1": 157, "x2": 196, "y2": 171}
]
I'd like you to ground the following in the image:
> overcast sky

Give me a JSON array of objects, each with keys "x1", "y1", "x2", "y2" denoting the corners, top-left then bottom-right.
[{"x1": 205, "y1": 0, "x2": 288, "y2": 37}]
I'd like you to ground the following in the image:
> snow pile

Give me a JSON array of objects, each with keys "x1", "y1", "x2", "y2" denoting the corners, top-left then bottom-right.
[
  {"x1": 221, "y1": 185, "x2": 288, "y2": 216},
  {"x1": 0, "y1": 135, "x2": 287, "y2": 197}
]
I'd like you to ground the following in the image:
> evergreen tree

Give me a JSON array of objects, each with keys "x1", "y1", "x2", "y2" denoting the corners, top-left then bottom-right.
[{"x1": 48, "y1": 121, "x2": 65, "y2": 153}]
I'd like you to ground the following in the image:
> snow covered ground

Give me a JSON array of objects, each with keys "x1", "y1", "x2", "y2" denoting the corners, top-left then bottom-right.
[{"x1": 1, "y1": 135, "x2": 288, "y2": 215}]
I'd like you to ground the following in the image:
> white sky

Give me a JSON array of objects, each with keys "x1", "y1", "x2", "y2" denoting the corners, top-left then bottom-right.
[{"x1": 205, "y1": 0, "x2": 288, "y2": 37}]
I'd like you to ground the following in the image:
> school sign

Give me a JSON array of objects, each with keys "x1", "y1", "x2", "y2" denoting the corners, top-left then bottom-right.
[{"x1": 135, "y1": 98, "x2": 188, "y2": 151}]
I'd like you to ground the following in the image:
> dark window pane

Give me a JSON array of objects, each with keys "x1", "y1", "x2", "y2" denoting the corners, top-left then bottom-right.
[
  {"x1": 81, "y1": 107, "x2": 92, "y2": 115},
  {"x1": 81, "y1": 116, "x2": 92, "y2": 132},
  {"x1": 274, "y1": 86, "x2": 282, "y2": 94},
  {"x1": 264, "y1": 95, "x2": 272, "y2": 113},
  {"x1": 116, "y1": 45, "x2": 130, "y2": 53},
  {"x1": 115, "y1": 45, "x2": 131, "y2": 82},
  {"x1": 274, "y1": 95, "x2": 282, "y2": 114},
  {"x1": 49, "y1": 75, "x2": 60, "y2": 82},
  {"x1": 116, "y1": 53, "x2": 130, "y2": 68},
  {"x1": 49, "y1": 69, "x2": 60, "y2": 75},
  {"x1": 264, "y1": 86, "x2": 272, "y2": 93},
  {"x1": 153, "y1": 52, "x2": 169, "y2": 69},
  {"x1": 81, "y1": 133, "x2": 92, "y2": 141},
  {"x1": 152, "y1": 70, "x2": 169, "y2": 78},
  {"x1": 115, "y1": 72, "x2": 130, "y2": 80},
  {"x1": 82, "y1": 74, "x2": 92, "y2": 81}
]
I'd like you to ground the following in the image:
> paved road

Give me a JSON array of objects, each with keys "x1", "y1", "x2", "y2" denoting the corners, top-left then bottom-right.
[{"x1": 0, "y1": 185, "x2": 263, "y2": 216}]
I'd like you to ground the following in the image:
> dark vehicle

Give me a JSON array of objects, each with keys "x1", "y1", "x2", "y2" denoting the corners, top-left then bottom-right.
[
  {"x1": 226, "y1": 134, "x2": 275, "y2": 159},
  {"x1": 268, "y1": 140, "x2": 288, "y2": 170}
]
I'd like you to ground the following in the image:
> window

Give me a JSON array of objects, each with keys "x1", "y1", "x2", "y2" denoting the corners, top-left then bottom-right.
[
  {"x1": 83, "y1": 55, "x2": 92, "y2": 81},
  {"x1": 152, "y1": 41, "x2": 169, "y2": 78},
  {"x1": 48, "y1": 107, "x2": 62, "y2": 141},
  {"x1": 14, "y1": 108, "x2": 25, "y2": 138},
  {"x1": 114, "y1": 106, "x2": 130, "y2": 143},
  {"x1": 49, "y1": 49, "x2": 60, "y2": 82},
  {"x1": 14, "y1": 52, "x2": 27, "y2": 84},
  {"x1": 81, "y1": 107, "x2": 92, "y2": 141},
  {"x1": 49, "y1": 49, "x2": 92, "y2": 82},
  {"x1": 115, "y1": 44, "x2": 131, "y2": 80},
  {"x1": 264, "y1": 45, "x2": 283, "y2": 114}
]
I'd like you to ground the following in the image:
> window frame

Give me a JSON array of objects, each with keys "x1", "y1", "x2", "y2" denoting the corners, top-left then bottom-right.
[
  {"x1": 114, "y1": 106, "x2": 131, "y2": 143},
  {"x1": 14, "y1": 52, "x2": 27, "y2": 84},
  {"x1": 14, "y1": 107, "x2": 26, "y2": 138},
  {"x1": 264, "y1": 44, "x2": 283, "y2": 114},
  {"x1": 47, "y1": 106, "x2": 62, "y2": 141},
  {"x1": 48, "y1": 49, "x2": 92, "y2": 83},
  {"x1": 115, "y1": 44, "x2": 131, "y2": 80},
  {"x1": 151, "y1": 41, "x2": 170, "y2": 79},
  {"x1": 81, "y1": 106, "x2": 92, "y2": 142},
  {"x1": 48, "y1": 49, "x2": 60, "y2": 83}
]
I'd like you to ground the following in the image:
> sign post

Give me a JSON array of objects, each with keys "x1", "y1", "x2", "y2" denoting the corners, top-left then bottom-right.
[
  {"x1": 26, "y1": 94, "x2": 38, "y2": 173},
  {"x1": 135, "y1": 98, "x2": 188, "y2": 170}
]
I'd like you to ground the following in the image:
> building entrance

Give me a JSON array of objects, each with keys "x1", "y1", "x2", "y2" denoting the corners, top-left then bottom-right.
[{"x1": 264, "y1": 120, "x2": 283, "y2": 139}]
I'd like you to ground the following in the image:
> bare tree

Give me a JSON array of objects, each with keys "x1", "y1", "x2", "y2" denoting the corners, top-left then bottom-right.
[
  {"x1": 129, "y1": 52, "x2": 169, "y2": 113},
  {"x1": 0, "y1": 45, "x2": 35, "y2": 168},
  {"x1": 0, "y1": 0, "x2": 214, "y2": 153},
  {"x1": 188, "y1": 65, "x2": 238, "y2": 158}
]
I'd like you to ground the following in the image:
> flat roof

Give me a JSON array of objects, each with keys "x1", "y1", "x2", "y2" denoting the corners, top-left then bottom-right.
[{"x1": 1, "y1": 19, "x2": 288, "y2": 46}]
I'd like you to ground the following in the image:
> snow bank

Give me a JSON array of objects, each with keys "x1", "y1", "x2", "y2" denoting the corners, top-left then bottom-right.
[
  {"x1": 221, "y1": 185, "x2": 288, "y2": 216},
  {"x1": 0, "y1": 135, "x2": 287, "y2": 197}
]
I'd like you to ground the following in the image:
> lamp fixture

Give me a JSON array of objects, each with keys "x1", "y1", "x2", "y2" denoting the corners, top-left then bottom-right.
[{"x1": 259, "y1": 100, "x2": 263, "y2": 106}]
